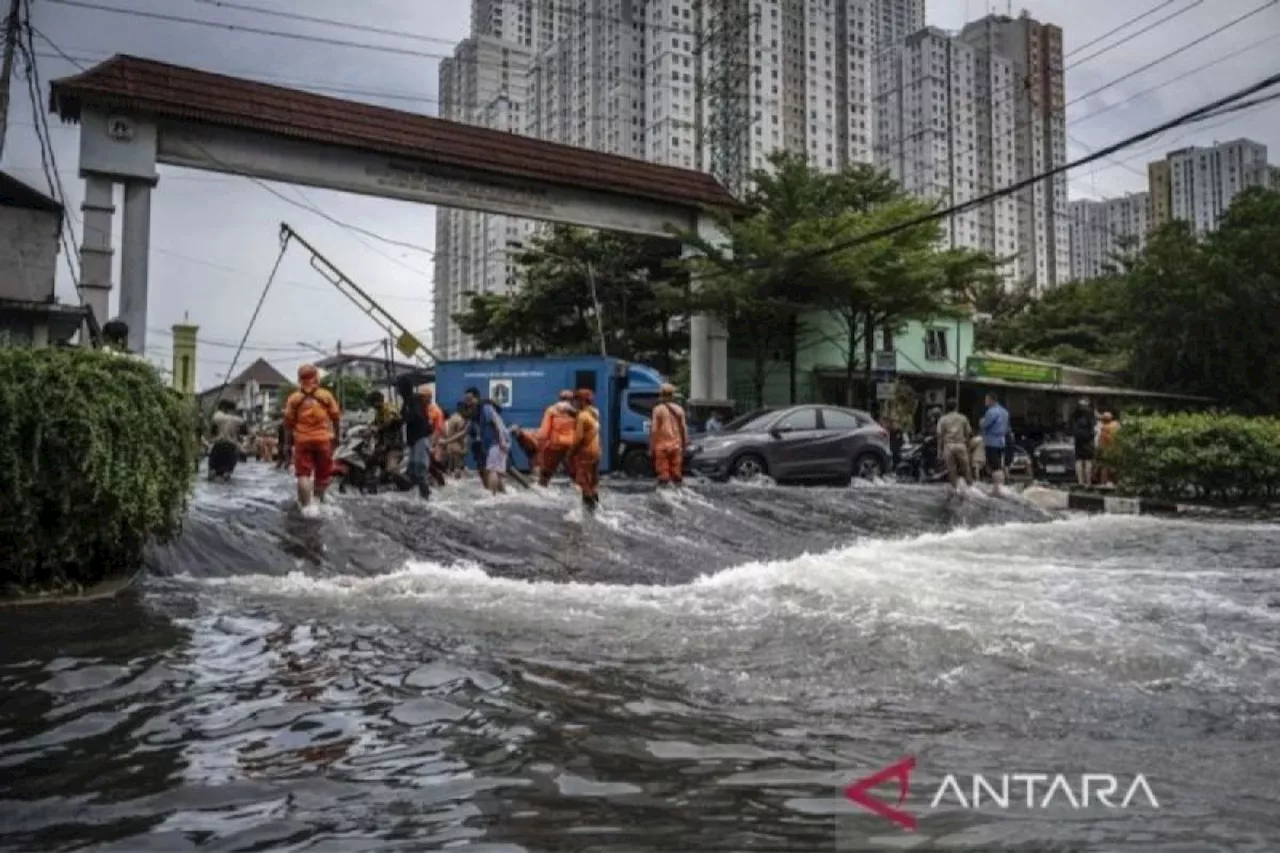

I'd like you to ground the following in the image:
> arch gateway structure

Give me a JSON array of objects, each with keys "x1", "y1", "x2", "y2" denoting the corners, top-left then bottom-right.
[{"x1": 48, "y1": 55, "x2": 735, "y2": 407}]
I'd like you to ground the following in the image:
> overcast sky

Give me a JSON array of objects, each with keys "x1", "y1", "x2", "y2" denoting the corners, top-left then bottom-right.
[{"x1": 5, "y1": 0, "x2": 1277, "y2": 389}]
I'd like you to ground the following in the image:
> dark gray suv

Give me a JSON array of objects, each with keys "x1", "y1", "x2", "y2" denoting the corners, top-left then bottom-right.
[{"x1": 687, "y1": 405, "x2": 892, "y2": 483}]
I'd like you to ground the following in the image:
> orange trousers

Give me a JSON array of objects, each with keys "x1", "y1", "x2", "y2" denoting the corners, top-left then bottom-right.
[
  {"x1": 574, "y1": 454, "x2": 600, "y2": 499},
  {"x1": 653, "y1": 445, "x2": 684, "y2": 484},
  {"x1": 539, "y1": 444, "x2": 575, "y2": 485}
]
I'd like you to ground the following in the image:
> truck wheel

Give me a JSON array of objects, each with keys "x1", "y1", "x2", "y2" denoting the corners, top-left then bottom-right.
[{"x1": 622, "y1": 447, "x2": 654, "y2": 478}]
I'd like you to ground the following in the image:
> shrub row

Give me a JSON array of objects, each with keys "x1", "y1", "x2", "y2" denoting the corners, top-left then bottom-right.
[
  {"x1": 0, "y1": 347, "x2": 197, "y2": 593},
  {"x1": 1105, "y1": 412, "x2": 1280, "y2": 501}
]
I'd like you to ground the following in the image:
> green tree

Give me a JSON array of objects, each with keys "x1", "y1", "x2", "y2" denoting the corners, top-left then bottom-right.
[
  {"x1": 681, "y1": 153, "x2": 903, "y2": 407},
  {"x1": 990, "y1": 276, "x2": 1130, "y2": 373},
  {"x1": 935, "y1": 248, "x2": 1028, "y2": 352},
  {"x1": 452, "y1": 226, "x2": 687, "y2": 374},
  {"x1": 1127, "y1": 188, "x2": 1280, "y2": 412}
]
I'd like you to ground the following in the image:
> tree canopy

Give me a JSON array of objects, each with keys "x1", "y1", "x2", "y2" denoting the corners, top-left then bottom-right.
[{"x1": 452, "y1": 226, "x2": 686, "y2": 376}]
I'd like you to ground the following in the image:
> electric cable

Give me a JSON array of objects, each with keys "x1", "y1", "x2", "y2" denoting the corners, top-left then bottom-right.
[
  {"x1": 1063, "y1": 0, "x2": 1184, "y2": 59},
  {"x1": 1066, "y1": 0, "x2": 1279, "y2": 108},
  {"x1": 45, "y1": 0, "x2": 453, "y2": 60},
  {"x1": 219, "y1": 232, "x2": 291, "y2": 400},
  {"x1": 16, "y1": 27, "x2": 80, "y2": 295},
  {"x1": 795, "y1": 69, "x2": 1280, "y2": 263},
  {"x1": 189, "y1": 0, "x2": 458, "y2": 47}
]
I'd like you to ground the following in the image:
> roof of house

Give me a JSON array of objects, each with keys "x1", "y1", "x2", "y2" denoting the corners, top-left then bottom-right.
[
  {"x1": 0, "y1": 171, "x2": 64, "y2": 214},
  {"x1": 197, "y1": 358, "x2": 290, "y2": 400},
  {"x1": 49, "y1": 55, "x2": 738, "y2": 212}
]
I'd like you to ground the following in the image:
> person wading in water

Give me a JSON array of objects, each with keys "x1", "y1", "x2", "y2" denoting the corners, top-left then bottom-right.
[
  {"x1": 208, "y1": 399, "x2": 246, "y2": 482},
  {"x1": 649, "y1": 383, "x2": 688, "y2": 487},
  {"x1": 536, "y1": 390, "x2": 578, "y2": 486},
  {"x1": 571, "y1": 388, "x2": 602, "y2": 512},
  {"x1": 283, "y1": 364, "x2": 342, "y2": 510},
  {"x1": 935, "y1": 399, "x2": 972, "y2": 495}
]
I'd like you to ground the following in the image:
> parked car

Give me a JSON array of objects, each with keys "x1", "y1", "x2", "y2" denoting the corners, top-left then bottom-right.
[
  {"x1": 1033, "y1": 438, "x2": 1076, "y2": 482},
  {"x1": 686, "y1": 405, "x2": 892, "y2": 483}
]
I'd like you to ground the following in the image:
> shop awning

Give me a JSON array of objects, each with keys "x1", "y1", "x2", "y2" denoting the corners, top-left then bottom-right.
[
  {"x1": 933, "y1": 373, "x2": 1212, "y2": 403},
  {"x1": 809, "y1": 364, "x2": 1212, "y2": 403}
]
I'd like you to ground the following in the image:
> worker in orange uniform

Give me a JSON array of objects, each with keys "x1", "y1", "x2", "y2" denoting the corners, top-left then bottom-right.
[
  {"x1": 570, "y1": 388, "x2": 602, "y2": 512},
  {"x1": 649, "y1": 383, "x2": 688, "y2": 486},
  {"x1": 284, "y1": 364, "x2": 342, "y2": 510},
  {"x1": 420, "y1": 386, "x2": 449, "y2": 486},
  {"x1": 536, "y1": 390, "x2": 579, "y2": 487}
]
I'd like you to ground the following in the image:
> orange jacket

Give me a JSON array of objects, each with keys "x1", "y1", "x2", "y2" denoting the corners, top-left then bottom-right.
[
  {"x1": 650, "y1": 401, "x2": 687, "y2": 453},
  {"x1": 539, "y1": 401, "x2": 578, "y2": 450},
  {"x1": 1099, "y1": 420, "x2": 1119, "y2": 447},
  {"x1": 572, "y1": 406, "x2": 601, "y2": 460},
  {"x1": 284, "y1": 380, "x2": 341, "y2": 444},
  {"x1": 424, "y1": 400, "x2": 446, "y2": 437}
]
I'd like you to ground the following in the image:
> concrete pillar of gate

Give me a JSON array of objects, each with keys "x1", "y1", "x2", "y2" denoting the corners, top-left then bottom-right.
[
  {"x1": 684, "y1": 213, "x2": 733, "y2": 409},
  {"x1": 78, "y1": 174, "x2": 115, "y2": 345},
  {"x1": 120, "y1": 180, "x2": 155, "y2": 355}
]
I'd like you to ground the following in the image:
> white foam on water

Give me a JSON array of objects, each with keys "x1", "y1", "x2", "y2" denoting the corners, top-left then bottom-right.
[{"x1": 179, "y1": 512, "x2": 1280, "y2": 703}]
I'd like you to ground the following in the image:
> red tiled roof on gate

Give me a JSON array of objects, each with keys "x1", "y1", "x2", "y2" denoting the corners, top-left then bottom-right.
[{"x1": 49, "y1": 55, "x2": 738, "y2": 212}]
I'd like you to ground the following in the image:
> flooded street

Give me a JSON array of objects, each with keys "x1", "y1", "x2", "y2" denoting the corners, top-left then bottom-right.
[{"x1": 1, "y1": 466, "x2": 1278, "y2": 851}]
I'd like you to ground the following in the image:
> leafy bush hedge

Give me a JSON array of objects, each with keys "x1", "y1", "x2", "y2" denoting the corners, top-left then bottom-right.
[
  {"x1": 0, "y1": 347, "x2": 197, "y2": 593},
  {"x1": 1105, "y1": 412, "x2": 1280, "y2": 501}
]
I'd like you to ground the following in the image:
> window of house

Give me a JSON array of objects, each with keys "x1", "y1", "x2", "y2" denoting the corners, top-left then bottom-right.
[{"x1": 924, "y1": 328, "x2": 949, "y2": 360}]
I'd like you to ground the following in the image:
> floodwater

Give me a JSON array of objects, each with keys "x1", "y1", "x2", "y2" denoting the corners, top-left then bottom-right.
[{"x1": 1, "y1": 465, "x2": 1278, "y2": 852}]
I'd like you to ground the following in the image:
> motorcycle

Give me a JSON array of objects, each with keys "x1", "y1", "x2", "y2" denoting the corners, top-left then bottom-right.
[
  {"x1": 894, "y1": 435, "x2": 949, "y2": 483},
  {"x1": 332, "y1": 425, "x2": 414, "y2": 494}
]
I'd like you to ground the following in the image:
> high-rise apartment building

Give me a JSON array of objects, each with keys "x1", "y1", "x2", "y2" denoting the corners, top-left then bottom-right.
[
  {"x1": 874, "y1": 27, "x2": 1018, "y2": 278},
  {"x1": 1145, "y1": 138, "x2": 1272, "y2": 237},
  {"x1": 1067, "y1": 192, "x2": 1150, "y2": 281},
  {"x1": 434, "y1": 0, "x2": 926, "y2": 358},
  {"x1": 958, "y1": 12, "x2": 1068, "y2": 291}
]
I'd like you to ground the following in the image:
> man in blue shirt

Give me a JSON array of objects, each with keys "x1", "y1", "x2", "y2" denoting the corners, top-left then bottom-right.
[
  {"x1": 979, "y1": 392, "x2": 1010, "y2": 496},
  {"x1": 465, "y1": 386, "x2": 510, "y2": 494}
]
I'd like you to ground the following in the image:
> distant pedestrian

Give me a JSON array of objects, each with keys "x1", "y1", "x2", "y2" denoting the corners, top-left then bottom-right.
[
  {"x1": 1071, "y1": 398, "x2": 1097, "y2": 488},
  {"x1": 979, "y1": 392, "x2": 1010, "y2": 496},
  {"x1": 1098, "y1": 411, "x2": 1119, "y2": 485},
  {"x1": 704, "y1": 410, "x2": 723, "y2": 433}
]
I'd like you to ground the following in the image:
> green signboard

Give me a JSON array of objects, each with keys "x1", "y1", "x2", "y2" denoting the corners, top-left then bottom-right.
[{"x1": 966, "y1": 356, "x2": 1061, "y2": 384}]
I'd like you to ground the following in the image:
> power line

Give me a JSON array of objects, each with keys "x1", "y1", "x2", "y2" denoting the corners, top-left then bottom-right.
[
  {"x1": 1063, "y1": 0, "x2": 1184, "y2": 59},
  {"x1": 1070, "y1": 30, "x2": 1280, "y2": 125},
  {"x1": 29, "y1": 44, "x2": 439, "y2": 105},
  {"x1": 1066, "y1": 0, "x2": 1204, "y2": 69},
  {"x1": 801, "y1": 69, "x2": 1280, "y2": 263},
  {"x1": 1066, "y1": 0, "x2": 1279, "y2": 109},
  {"x1": 16, "y1": 11, "x2": 80, "y2": 297},
  {"x1": 188, "y1": 0, "x2": 458, "y2": 47},
  {"x1": 885, "y1": 0, "x2": 1210, "y2": 189},
  {"x1": 44, "y1": 0, "x2": 453, "y2": 60}
]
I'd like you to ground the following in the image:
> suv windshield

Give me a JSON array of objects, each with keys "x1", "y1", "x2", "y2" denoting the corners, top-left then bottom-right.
[{"x1": 722, "y1": 408, "x2": 779, "y2": 433}]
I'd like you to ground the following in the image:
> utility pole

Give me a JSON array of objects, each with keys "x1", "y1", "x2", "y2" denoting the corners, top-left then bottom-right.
[{"x1": 0, "y1": 0, "x2": 23, "y2": 161}]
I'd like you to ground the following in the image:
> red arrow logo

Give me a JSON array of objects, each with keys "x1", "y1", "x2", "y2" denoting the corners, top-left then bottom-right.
[{"x1": 844, "y1": 755, "x2": 917, "y2": 831}]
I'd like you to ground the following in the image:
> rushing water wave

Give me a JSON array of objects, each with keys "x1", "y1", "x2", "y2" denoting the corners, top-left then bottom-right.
[{"x1": 1, "y1": 465, "x2": 1278, "y2": 852}]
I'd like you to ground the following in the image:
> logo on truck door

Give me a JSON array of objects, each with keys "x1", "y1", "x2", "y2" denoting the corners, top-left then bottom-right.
[{"x1": 489, "y1": 378, "x2": 513, "y2": 407}]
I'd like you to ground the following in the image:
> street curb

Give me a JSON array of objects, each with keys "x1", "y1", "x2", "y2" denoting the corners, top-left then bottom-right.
[
  {"x1": 0, "y1": 570, "x2": 142, "y2": 608},
  {"x1": 1065, "y1": 492, "x2": 1183, "y2": 515}
]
